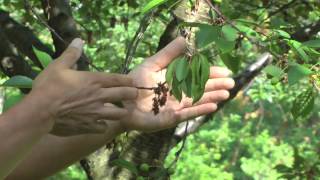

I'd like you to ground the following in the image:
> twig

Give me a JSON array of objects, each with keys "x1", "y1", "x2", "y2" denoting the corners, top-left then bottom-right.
[
  {"x1": 261, "y1": 0, "x2": 299, "y2": 23},
  {"x1": 204, "y1": 0, "x2": 281, "y2": 59},
  {"x1": 23, "y1": 0, "x2": 102, "y2": 72},
  {"x1": 168, "y1": 120, "x2": 189, "y2": 168},
  {"x1": 122, "y1": 10, "x2": 158, "y2": 74}
]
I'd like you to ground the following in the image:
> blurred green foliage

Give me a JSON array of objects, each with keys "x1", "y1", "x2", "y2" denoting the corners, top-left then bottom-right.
[{"x1": 0, "y1": 0, "x2": 319, "y2": 179}]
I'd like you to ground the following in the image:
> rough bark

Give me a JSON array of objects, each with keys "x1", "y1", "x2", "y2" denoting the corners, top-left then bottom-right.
[
  {"x1": 0, "y1": 30, "x2": 37, "y2": 79},
  {"x1": 41, "y1": 0, "x2": 89, "y2": 70},
  {"x1": 0, "y1": 30, "x2": 36, "y2": 94}
]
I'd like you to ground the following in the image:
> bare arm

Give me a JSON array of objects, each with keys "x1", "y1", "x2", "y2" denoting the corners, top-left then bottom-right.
[
  {"x1": 0, "y1": 39, "x2": 137, "y2": 179},
  {"x1": 6, "y1": 121, "x2": 124, "y2": 180},
  {"x1": 0, "y1": 92, "x2": 53, "y2": 179}
]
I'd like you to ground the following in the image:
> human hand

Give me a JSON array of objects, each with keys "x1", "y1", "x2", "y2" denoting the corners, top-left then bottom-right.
[
  {"x1": 31, "y1": 39, "x2": 138, "y2": 136},
  {"x1": 121, "y1": 37, "x2": 235, "y2": 132}
]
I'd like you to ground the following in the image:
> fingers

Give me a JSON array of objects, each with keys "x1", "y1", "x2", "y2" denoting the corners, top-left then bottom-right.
[
  {"x1": 194, "y1": 90, "x2": 229, "y2": 105},
  {"x1": 98, "y1": 87, "x2": 138, "y2": 102},
  {"x1": 55, "y1": 38, "x2": 83, "y2": 68},
  {"x1": 144, "y1": 37, "x2": 187, "y2": 71},
  {"x1": 210, "y1": 67, "x2": 232, "y2": 78},
  {"x1": 181, "y1": 90, "x2": 229, "y2": 108},
  {"x1": 175, "y1": 103, "x2": 217, "y2": 122},
  {"x1": 205, "y1": 78, "x2": 235, "y2": 92},
  {"x1": 85, "y1": 72, "x2": 135, "y2": 88}
]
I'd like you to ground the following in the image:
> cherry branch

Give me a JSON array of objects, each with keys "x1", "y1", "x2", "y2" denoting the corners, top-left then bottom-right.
[{"x1": 122, "y1": 10, "x2": 158, "y2": 74}]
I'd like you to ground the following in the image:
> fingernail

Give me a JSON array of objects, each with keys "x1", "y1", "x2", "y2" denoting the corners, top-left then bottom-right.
[
  {"x1": 69, "y1": 38, "x2": 83, "y2": 49},
  {"x1": 227, "y1": 69, "x2": 233, "y2": 76}
]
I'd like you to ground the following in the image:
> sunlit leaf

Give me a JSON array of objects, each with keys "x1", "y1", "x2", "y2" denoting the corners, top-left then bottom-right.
[
  {"x1": 274, "y1": 29, "x2": 291, "y2": 39},
  {"x1": 216, "y1": 37, "x2": 235, "y2": 53},
  {"x1": 141, "y1": 0, "x2": 168, "y2": 14},
  {"x1": 303, "y1": 39, "x2": 320, "y2": 48},
  {"x1": 288, "y1": 64, "x2": 312, "y2": 85},
  {"x1": 222, "y1": 25, "x2": 238, "y2": 41},
  {"x1": 33, "y1": 46, "x2": 52, "y2": 68},
  {"x1": 175, "y1": 57, "x2": 189, "y2": 82},
  {"x1": 291, "y1": 87, "x2": 315, "y2": 120},
  {"x1": 264, "y1": 65, "x2": 284, "y2": 78},
  {"x1": 196, "y1": 24, "x2": 220, "y2": 48},
  {"x1": 288, "y1": 40, "x2": 310, "y2": 62},
  {"x1": 2, "y1": 75, "x2": 33, "y2": 88}
]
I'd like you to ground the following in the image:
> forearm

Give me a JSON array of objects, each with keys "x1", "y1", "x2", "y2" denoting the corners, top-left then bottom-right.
[
  {"x1": 0, "y1": 92, "x2": 52, "y2": 179},
  {"x1": 6, "y1": 121, "x2": 124, "y2": 180}
]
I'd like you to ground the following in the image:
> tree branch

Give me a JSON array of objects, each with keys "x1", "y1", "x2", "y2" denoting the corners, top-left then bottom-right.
[
  {"x1": 0, "y1": 30, "x2": 37, "y2": 93},
  {"x1": 0, "y1": 9, "x2": 54, "y2": 69},
  {"x1": 291, "y1": 20, "x2": 320, "y2": 42},
  {"x1": 41, "y1": 0, "x2": 89, "y2": 71}
]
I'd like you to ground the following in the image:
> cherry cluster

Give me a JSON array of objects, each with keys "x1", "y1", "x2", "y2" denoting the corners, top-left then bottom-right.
[{"x1": 152, "y1": 82, "x2": 169, "y2": 115}]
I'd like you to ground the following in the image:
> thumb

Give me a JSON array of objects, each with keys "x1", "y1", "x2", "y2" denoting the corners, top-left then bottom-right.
[
  {"x1": 55, "y1": 38, "x2": 84, "y2": 68},
  {"x1": 144, "y1": 37, "x2": 186, "y2": 71}
]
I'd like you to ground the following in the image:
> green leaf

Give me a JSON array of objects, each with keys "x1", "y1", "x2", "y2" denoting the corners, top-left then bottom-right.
[
  {"x1": 275, "y1": 164, "x2": 292, "y2": 173},
  {"x1": 216, "y1": 37, "x2": 236, "y2": 53},
  {"x1": 191, "y1": 54, "x2": 206, "y2": 104},
  {"x1": 303, "y1": 39, "x2": 320, "y2": 48},
  {"x1": 220, "y1": 53, "x2": 240, "y2": 73},
  {"x1": 110, "y1": 158, "x2": 138, "y2": 175},
  {"x1": 199, "y1": 54, "x2": 210, "y2": 89},
  {"x1": 196, "y1": 24, "x2": 220, "y2": 48},
  {"x1": 291, "y1": 87, "x2": 315, "y2": 119},
  {"x1": 288, "y1": 40, "x2": 310, "y2": 62},
  {"x1": 274, "y1": 29, "x2": 291, "y2": 39},
  {"x1": 264, "y1": 65, "x2": 284, "y2": 78},
  {"x1": 181, "y1": 69, "x2": 192, "y2": 98},
  {"x1": 166, "y1": 59, "x2": 179, "y2": 85},
  {"x1": 2, "y1": 75, "x2": 33, "y2": 88},
  {"x1": 141, "y1": 0, "x2": 168, "y2": 14},
  {"x1": 3, "y1": 93, "x2": 24, "y2": 112},
  {"x1": 33, "y1": 46, "x2": 52, "y2": 68},
  {"x1": 171, "y1": 75, "x2": 182, "y2": 102},
  {"x1": 222, "y1": 25, "x2": 238, "y2": 41},
  {"x1": 235, "y1": 24, "x2": 257, "y2": 37},
  {"x1": 287, "y1": 64, "x2": 312, "y2": 85},
  {"x1": 175, "y1": 57, "x2": 189, "y2": 82}
]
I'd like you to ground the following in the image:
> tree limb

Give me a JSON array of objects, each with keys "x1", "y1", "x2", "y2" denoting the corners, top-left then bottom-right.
[
  {"x1": 41, "y1": 0, "x2": 89, "y2": 71},
  {"x1": 0, "y1": 9, "x2": 54, "y2": 69}
]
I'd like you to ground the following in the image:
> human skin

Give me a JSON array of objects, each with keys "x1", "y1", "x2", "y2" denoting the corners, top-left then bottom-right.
[
  {"x1": 0, "y1": 39, "x2": 138, "y2": 179},
  {"x1": 6, "y1": 37, "x2": 235, "y2": 179}
]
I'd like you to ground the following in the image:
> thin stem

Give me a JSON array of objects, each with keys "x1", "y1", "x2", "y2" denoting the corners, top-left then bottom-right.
[{"x1": 122, "y1": 10, "x2": 157, "y2": 74}]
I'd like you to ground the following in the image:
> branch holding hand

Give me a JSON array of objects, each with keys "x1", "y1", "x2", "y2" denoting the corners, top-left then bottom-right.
[{"x1": 121, "y1": 37, "x2": 235, "y2": 132}]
